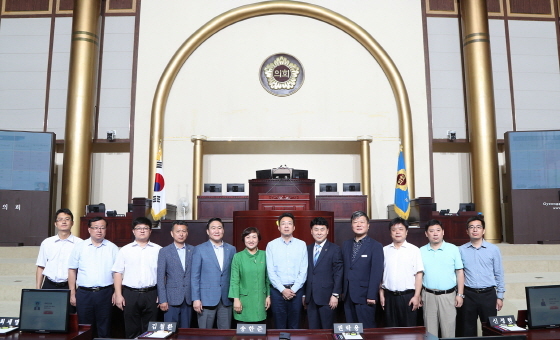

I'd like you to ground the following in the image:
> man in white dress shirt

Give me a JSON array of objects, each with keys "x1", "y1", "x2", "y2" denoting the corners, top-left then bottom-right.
[
  {"x1": 379, "y1": 217, "x2": 423, "y2": 327},
  {"x1": 112, "y1": 217, "x2": 161, "y2": 339},
  {"x1": 36, "y1": 208, "x2": 83, "y2": 291},
  {"x1": 68, "y1": 216, "x2": 118, "y2": 338}
]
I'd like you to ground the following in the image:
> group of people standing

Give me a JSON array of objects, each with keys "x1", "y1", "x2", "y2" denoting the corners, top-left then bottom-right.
[{"x1": 35, "y1": 208, "x2": 504, "y2": 339}]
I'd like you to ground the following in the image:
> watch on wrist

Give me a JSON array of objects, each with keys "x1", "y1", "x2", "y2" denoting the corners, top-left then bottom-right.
[
  {"x1": 332, "y1": 294, "x2": 339, "y2": 299},
  {"x1": 457, "y1": 293, "x2": 465, "y2": 298}
]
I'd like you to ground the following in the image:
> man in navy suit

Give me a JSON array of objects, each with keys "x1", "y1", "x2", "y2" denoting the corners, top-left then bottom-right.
[
  {"x1": 342, "y1": 211, "x2": 384, "y2": 328},
  {"x1": 157, "y1": 221, "x2": 195, "y2": 328},
  {"x1": 191, "y1": 217, "x2": 235, "y2": 329},
  {"x1": 304, "y1": 217, "x2": 343, "y2": 329}
]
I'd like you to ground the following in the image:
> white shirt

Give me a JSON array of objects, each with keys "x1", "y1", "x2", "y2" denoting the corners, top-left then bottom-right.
[
  {"x1": 212, "y1": 241, "x2": 224, "y2": 271},
  {"x1": 382, "y1": 240, "x2": 424, "y2": 291},
  {"x1": 36, "y1": 234, "x2": 83, "y2": 283},
  {"x1": 68, "y1": 238, "x2": 118, "y2": 288},
  {"x1": 112, "y1": 241, "x2": 162, "y2": 288}
]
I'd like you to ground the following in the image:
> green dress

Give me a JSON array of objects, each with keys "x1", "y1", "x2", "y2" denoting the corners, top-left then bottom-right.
[{"x1": 228, "y1": 249, "x2": 270, "y2": 322}]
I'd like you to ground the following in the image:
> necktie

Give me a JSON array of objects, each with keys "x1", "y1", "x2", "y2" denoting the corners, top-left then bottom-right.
[{"x1": 314, "y1": 244, "x2": 321, "y2": 266}]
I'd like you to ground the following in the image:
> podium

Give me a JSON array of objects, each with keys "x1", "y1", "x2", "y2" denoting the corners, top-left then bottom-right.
[
  {"x1": 248, "y1": 179, "x2": 315, "y2": 210},
  {"x1": 258, "y1": 193, "x2": 310, "y2": 210}
]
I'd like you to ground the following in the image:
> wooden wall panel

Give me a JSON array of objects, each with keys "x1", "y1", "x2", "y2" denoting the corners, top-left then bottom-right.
[
  {"x1": 487, "y1": 0, "x2": 504, "y2": 15},
  {"x1": 106, "y1": 0, "x2": 135, "y2": 13},
  {"x1": 428, "y1": 0, "x2": 456, "y2": 12},
  {"x1": 57, "y1": 0, "x2": 72, "y2": 11},
  {"x1": 509, "y1": 0, "x2": 552, "y2": 15},
  {"x1": 2, "y1": 0, "x2": 51, "y2": 14}
]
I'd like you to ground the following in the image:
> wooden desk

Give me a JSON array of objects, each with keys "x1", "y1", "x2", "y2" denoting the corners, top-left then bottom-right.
[
  {"x1": 249, "y1": 179, "x2": 315, "y2": 210},
  {"x1": 4, "y1": 325, "x2": 92, "y2": 340},
  {"x1": 483, "y1": 324, "x2": 560, "y2": 339},
  {"x1": 168, "y1": 326, "x2": 432, "y2": 339},
  {"x1": 197, "y1": 195, "x2": 249, "y2": 219},
  {"x1": 316, "y1": 195, "x2": 367, "y2": 219},
  {"x1": 258, "y1": 193, "x2": 310, "y2": 211}
]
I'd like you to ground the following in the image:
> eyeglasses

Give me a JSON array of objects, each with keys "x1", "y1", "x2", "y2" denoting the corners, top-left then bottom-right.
[
  {"x1": 89, "y1": 227, "x2": 106, "y2": 231},
  {"x1": 134, "y1": 227, "x2": 151, "y2": 231},
  {"x1": 56, "y1": 218, "x2": 72, "y2": 222},
  {"x1": 468, "y1": 226, "x2": 483, "y2": 230}
]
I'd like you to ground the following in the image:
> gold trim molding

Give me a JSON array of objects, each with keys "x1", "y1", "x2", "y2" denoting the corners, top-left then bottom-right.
[
  {"x1": 506, "y1": 0, "x2": 555, "y2": 18},
  {"x1": 1, "y1": 0, "x2": 52, "y2": 15},
  {"x1": 148, "y1": 0, "x2": 415, "y2": 203}
]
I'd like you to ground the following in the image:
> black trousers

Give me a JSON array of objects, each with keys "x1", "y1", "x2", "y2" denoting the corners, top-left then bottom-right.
[
  {"x1": 456, "y1": 287, "x2": 497, "y2": 337},
  {"x1": 42, "y1": 278, "x2": 76, "y2": 314},
  {"x1": 76, "y1": 286, "x2": 114, "y2": 338},
  {"x1": 384, "y1": 290, "x2": 418, "y2": 327},
  {"x1": 307, "y1": 298, "x2": 336, "y2": 329},
  {"x1": 122, "y1": 287, "x2": 159, "y2": 339}
]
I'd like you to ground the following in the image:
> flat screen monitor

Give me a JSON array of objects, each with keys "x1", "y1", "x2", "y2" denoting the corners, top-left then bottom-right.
[
  {"x1": 203, "y1": 183, "x2": 222, "y2": 193},
  {"x1": 319, "y1": 183, "x2": 337, "y2": 192},
  {"x1": 292, "y1": 169, "x2": 308, "y2": 179},
  {"x1": 227, "y1": 183, "x2": 245, "y2": 192},
  {"x1": 526, "y1": 285, "x2": 560, "y2": 329},
  {"x1": 19, "y1": 289, "x2": 70, "y2": 333},
  {"x1": 458, "y1": 202, "x2": 475, "y2": 213},
  {"x1": 86, "y1": 203, "x2": 106, "y2": 214},
  {"x1": 256, "y1": 169, "x2": 271, "y2": 179},
  {"x1": 343, "y1": 183, "x2": 361, "y2": 192}
]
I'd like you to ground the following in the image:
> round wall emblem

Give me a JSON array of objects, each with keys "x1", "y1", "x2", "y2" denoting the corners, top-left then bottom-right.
[{"x1": 259, "y1": 53, "x2": 304, "y2": 97}]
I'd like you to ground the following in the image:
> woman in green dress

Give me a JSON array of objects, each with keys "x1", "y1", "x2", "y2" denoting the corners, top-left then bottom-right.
[{"x1": 229, "y1": 227, "x2": 271, "y2": 323}]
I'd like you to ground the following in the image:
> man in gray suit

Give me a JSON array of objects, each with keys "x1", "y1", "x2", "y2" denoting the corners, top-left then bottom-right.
[
  {"x1": 157, "y1": 221, "x2": 195, "y2": 328},
  {"x1": 191, "y1": 217, "x2": 236, "y2": 329}
]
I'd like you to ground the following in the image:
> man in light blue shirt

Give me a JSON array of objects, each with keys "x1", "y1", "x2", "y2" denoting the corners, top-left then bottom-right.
[
  {"x1": 266, "y1": 212, "x2": 308, "y2": 329},
  {"x1": 457, "y1": 215, "x2": 505, "y2": 337},
  {"x1": 68, "y1": 217, "x2": 118, "y2": 338},
  {"x1": 420, "y1": 219, "x2": 464, "y2": 338}
]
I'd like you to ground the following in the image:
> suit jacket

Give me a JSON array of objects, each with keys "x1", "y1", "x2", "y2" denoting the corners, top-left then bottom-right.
[
  {"x1": 342, "y1": 236, "x2": 384, "y2": 304},
  {"x1": 305, "y1": 240, "x2": 343, "y2": 306},
  {"x1": 191, "y1": 240, "x2": 236, "y2": 307},
  {"x1": 156, "y1": 243, "x2": 194, "y2": 306}
]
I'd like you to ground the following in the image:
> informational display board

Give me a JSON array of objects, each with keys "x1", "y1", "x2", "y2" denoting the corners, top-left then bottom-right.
[
  {"x1": 0, "y1": 130, "x2": 55, "y2": 245},
  {"x1": 506, "y1": 130, "x2": 560, "y2": 190},
  {"x1": 504, "y1": 130, "x2": 560, "y2": 244}
]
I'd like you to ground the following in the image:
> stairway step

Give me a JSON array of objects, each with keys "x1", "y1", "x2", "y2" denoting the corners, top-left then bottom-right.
[
  {"x1": 0, "y1": 246, "x2": 39, "y2": 258},
  {"x1": 503, "y1": 255, "x2": 560, "y2": 273}
]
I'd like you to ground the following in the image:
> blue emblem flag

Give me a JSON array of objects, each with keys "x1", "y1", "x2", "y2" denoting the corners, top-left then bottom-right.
[
  {"x1": 394, "y1": 145, "x2": 410, "y2": 219},
  {"x1": 151, "y1": 142, "x2": 167, "y2": 221}
]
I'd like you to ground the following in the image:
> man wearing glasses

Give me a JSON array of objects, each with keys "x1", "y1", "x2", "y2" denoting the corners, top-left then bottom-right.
[
  {"x1": 68, "y1": 217, "x2": 118, "y2": 338},
  {"x1": 36, "y1": 208, "x2": 83, "y2": 290},
  {"x1": 457, "y1": 216, "x2": 505, "y2": 337},
  {"x1": 113, "y1": 217, "x2": 162, "y2": 339}
]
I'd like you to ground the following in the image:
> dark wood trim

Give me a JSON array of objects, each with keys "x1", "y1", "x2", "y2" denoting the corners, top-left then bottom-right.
[
  {"x1": 422, "y1": 0, "x2": 436, "y2": 199},
  {"x1": 44, "y1": 11, "x2": 56, "y2": 132},
  {"x1": 93, "y1": 6, "x2": 107, "y2": 140},
  {"x1": 502, "y1": 1, "x2": 517, "y2": 132},
  {"x1": 127, "y1": 0, "x2": 141, "y2": 203}
]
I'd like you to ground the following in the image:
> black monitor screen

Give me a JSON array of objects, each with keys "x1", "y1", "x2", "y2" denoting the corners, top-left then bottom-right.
[
  {"x1": 458, "y1": 203, "x2": 475, "y2": 213},
  {"x1": 526, "y1": 285, "x2": 560, "y2": 329},
  {"x1": 203, "y1": 183, "x2": 222, "y2": 193},
  {"x1": 319, "y1": 183, "x2": 337, "y2": 192},
  {"x1": 227, "y1": 183, "x2": 245, "y2": 192},
  {"x1": 343, "y1": 183, "x2": 361, "y2": 192},
  {"x1": 19, "y1": 289, "x2": 70, "y2": 333}
]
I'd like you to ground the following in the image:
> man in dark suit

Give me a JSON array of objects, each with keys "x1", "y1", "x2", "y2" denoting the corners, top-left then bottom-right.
[
  {"x1": 342, "y1": 211, "x2": 384, "y2": 328},
  {"x1": 304, "y1": 217, "x2": 343, "y2": 329},
  {"x1": 157, "y1": 221, "x2": 195, "y2": 328},
  {"x1": 191, "y1": 217, "x2": 236, "y2": 329}
]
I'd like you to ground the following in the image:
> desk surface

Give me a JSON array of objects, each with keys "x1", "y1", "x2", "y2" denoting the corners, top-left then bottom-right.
[
  {"x1": 168, "y1": 327, "x2": 433, "y2": 340},
  {"x1": 483, "y1": 324, "x2": 560, "y2": 339},
  {"x1": 0, "y1": 325, "x2": 91, "y2": 340}
]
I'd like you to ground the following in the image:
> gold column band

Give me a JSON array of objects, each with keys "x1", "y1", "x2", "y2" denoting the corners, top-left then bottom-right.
[
  {"x1": 358, "y1": 136, "x2": 373, "y2": 218},
  {"x1": 61, "y1": 0, "x2": 102, "y2": 236},
  {"x1": 191, "y1": 136, "x2": 206, "y2": 220},
  {"x1": 460, "y1": 0, "x2": 502, "y2": 242}
]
